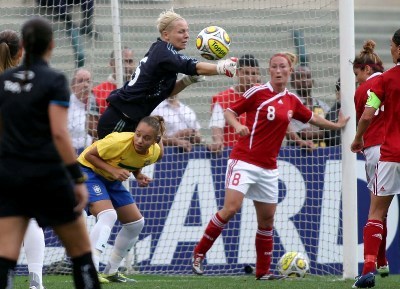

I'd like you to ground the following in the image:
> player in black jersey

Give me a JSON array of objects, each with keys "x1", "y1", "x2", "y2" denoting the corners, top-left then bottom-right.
[
  {"x1": 0, "y1": 28, "x2": 46, "y2": 289},
  {"x1": 97, "y1": 8, "x2": 238, "y2": 139},
  {"x1": 0, "y1": 16, "x2": 100, "y2": 289}
]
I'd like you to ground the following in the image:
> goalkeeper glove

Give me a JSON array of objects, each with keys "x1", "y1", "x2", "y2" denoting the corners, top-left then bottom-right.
[
  {"x1": 181, "y1": 75, "x2": 206, "y2": 86},
  {"x1": 217, "y1": 57, "x2": 238, "y2": 77}
]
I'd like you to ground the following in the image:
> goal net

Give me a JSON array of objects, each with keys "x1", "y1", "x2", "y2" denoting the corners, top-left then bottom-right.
[{"x1": 2, "y1": 0, "x2": 361, "y2": 277}]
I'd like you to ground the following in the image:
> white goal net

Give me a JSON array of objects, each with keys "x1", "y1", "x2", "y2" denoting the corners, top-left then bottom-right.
[{"x1": 2, "y1": 0, "x2": 357, "y2": 277}]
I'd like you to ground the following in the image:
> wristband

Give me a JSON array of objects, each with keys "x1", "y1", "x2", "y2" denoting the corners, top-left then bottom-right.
[{"x1": 66, "y1": 163, "x2": 87, "y2": 184}]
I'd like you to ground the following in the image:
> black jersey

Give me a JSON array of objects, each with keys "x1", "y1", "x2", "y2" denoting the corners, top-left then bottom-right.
[
  {"x1": 0, "y1": 58, "x2": 70, "y2": 162},
  {"x1": 107, "y1": 38, "x2": 198, "y2": 121}
]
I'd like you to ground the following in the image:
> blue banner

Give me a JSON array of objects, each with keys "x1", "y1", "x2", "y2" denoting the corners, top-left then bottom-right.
[
  {"x1": 127, "y1": 146, "x2": 400, "y2": 275},
  {"x1": 17, "y1": 146, "x2": 400, "y2": 276}
]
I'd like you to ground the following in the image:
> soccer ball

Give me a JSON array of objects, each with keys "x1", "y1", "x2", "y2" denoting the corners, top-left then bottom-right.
[
  {"x1": 195, "y1": 26, "x2": 231, "y2": 60},
  {"x1": 277, "y1": 252, "x2": 310, "y2": 278}
]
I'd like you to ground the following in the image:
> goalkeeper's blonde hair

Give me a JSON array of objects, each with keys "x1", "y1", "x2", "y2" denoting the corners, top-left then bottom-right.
[{"x1": 157, "y1": 8, "x2": 184, "y2": 33}]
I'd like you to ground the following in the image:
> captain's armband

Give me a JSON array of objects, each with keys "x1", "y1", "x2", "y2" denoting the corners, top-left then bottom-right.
[{"x1": 366, "y1": 91, "x2": 381, "y2": 110}]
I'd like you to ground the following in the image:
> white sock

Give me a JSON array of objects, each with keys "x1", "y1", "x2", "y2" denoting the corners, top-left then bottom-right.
[
  {"x1": 104, "y1": 217, "x2": 144, "y2": 274},
  {"x1": 89, "y1": 209, "x2": 117, "y2": 271},
  {"x1": 24, "y1": 219, "x2": 44, "y2": 287}
]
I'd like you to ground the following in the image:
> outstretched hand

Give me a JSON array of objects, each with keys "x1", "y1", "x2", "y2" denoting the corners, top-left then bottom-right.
[{"x1": 217, "y1": 57, "x2": 238, "y2": 77}]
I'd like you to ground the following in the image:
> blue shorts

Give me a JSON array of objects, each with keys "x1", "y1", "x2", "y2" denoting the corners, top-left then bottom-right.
[{"x1": 81, "y1": 167, "x2": 135, "y2": 210}]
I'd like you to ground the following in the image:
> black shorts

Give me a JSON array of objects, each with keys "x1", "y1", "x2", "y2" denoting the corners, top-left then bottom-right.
[
  {"x1": 97, "y1": 105, "x2": 139, "y2": 139},
  {"x1": 0, "y1": 158, "x2": 80, "y2": 228}
]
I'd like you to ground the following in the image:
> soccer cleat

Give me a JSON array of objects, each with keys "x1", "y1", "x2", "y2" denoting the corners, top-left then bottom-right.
[
  {"x1": 192, "y1": 253, "x2": 205, "y2": 275},
  {"x1": 256, "y1": 274, "x2": 287, "y2": 280},
  {"x1": 104, "y1": 271, "x2": 137, "y2": 283},
  {"x1": 29, "y1": 272, "x2": 45, "y2": 289},
  {"x1": 98, "y1": 273, "x2": 110, "y2": 284},
  {"x1": 352, "y1": 272, "x2": 375, "y2": 288},
  {"x1": 377, "y1": 264, "x2": 389, "y2": 278}
]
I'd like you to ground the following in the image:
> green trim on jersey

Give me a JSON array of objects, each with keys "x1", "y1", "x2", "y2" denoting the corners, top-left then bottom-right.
[
  {"x1": 118, "y1": 163, "x2": 140, "y2": 171},
  {"x1": 366, "y1": 91, "x2": 381, "y2": 109}
]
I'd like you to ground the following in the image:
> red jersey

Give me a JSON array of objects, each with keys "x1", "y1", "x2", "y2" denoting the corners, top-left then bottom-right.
[
  {"x1": 228, "y1": 82, "x2": 312, "y2": 169},
  {"x1": 92, "y1": 81, "x2": 117, "y2": 114},
  {"x1": 370, "y1": 64, "x2": 400, "y2": 162},
  {"x1": 211, "y1": 87, "x2": 246, "y2": 147},
  {"x1": 354, "y1": 73, "x2": 384, "y2": 148}
]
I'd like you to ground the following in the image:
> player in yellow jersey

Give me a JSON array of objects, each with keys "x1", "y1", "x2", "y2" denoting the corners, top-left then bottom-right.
[{"x1": 77, "y1": 115, "x2": 165, "y2": 283}]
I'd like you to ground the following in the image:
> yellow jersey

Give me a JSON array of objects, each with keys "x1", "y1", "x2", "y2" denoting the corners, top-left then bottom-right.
[{"x1": 78, "y1": 132, "x2": 161, "y2": 180}]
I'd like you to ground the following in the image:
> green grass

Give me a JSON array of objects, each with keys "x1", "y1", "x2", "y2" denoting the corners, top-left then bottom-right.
[{"x1": 14, "y1": 274, "x2": 400, "y2": 289}]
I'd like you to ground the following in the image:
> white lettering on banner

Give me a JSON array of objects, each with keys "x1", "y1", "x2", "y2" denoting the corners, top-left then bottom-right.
[
  {"x1": 275, "y1": 160, "x2": 309, "y2": 257},
  {"x1": 238, "y1": 160, "x2": 308, "y2": 263},
  {"x1": 19, "y1": 157, "x2": 399, "y2": 267},
  {"x1": 150, "y1": 159, "x2": 227, "y2": 265},
  {"x1": 318, "y1": 160, "x2": 399, "y2": 263},
  {"x1": 141, "y1": 163, "x2": 155, "y2": 179},
  {"x1": 135, "y1": 235, "x2": 152, "y2": 263},
  {"x1": 317, "y1": 160, "x2": 342, "y2": 263}
]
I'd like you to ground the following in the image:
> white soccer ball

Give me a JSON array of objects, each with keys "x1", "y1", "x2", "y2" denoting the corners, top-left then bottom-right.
[
  {"x1": 277, "y1": 252, "x2": 310, "y2": 278},
  {"x1": 195, "y1": 26, "x2": 231, "y2": 60}
]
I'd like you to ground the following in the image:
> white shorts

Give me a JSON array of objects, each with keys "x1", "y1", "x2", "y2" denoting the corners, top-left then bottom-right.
[
  {"x1": 364, "y1": 145, "x2": 380, "y2": 187},
  {"x1": 225, "y1": 159, "x2": 279, "y2": 203},
  {"x1": 368, "y1": 161, "x2": 400, "y2": 196}
]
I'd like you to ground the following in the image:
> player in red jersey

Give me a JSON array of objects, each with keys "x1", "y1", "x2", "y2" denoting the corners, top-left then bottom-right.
[
  {"x1": 353, "y1": 40, "x2": 389, "y2": 285},
  {"x1": 192, "y1": 52, "x2": 349, "y2": 280},
  {"x1": 351, "y1": 29, "x2": 400, "y2": 289}
]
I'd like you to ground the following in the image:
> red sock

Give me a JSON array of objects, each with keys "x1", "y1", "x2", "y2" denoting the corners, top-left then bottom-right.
[
  {"x1": 255, "y1": 227, "x2": 273, "y2": 278},
  {"x1": 362, "y1": 219, "x2": 383, "y2": 274},
  {"x1": 194, "y1": 212, "x2": 227, "y2": 256},
  {"x1": 376, "y1": 217, "x2": 388, "y2": 267}
]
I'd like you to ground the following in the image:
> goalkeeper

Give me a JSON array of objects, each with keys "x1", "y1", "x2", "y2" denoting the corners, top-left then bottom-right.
[{"x1": 97, "y1": 8, "x2": 237, "y2": 139}]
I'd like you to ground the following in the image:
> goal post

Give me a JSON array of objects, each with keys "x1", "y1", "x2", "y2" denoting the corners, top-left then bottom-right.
[
  {"x1": 338, "y1": 0, "x2": 358, "y2": 279},
  {"x1": 2, "y1": 0, "x2": 376, "y2": 280},
  {"x1": 110, "y1": 0, "x2": 124, "y2": 88}
]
